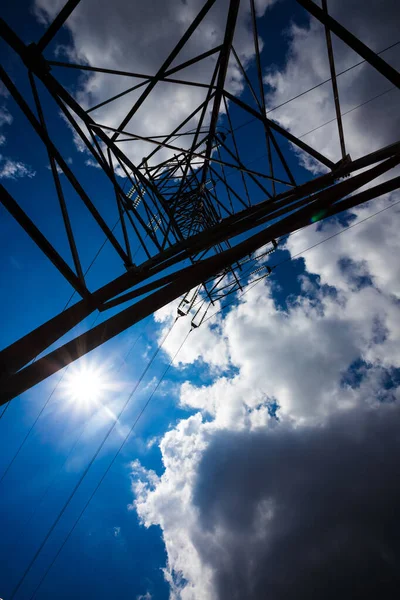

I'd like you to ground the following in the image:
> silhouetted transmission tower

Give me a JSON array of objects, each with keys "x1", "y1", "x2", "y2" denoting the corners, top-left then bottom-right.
[{"x1": 1, "y1": 0, "x2": 399, "y2": 404}]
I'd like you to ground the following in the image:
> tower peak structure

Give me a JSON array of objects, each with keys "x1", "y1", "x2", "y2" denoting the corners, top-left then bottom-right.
[{"x1": 1, "y1": 0, "x2": 399, "y2": 404}]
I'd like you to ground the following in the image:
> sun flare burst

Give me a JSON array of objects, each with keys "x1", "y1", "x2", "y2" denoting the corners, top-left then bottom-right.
[{"x1": 62, "y1": 363, "x2": 110, "y2": 408}]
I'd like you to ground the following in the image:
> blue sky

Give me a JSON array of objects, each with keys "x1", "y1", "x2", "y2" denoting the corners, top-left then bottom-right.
[{"x1": 1, "y1": 1, "x2": 400, "y2": 599}]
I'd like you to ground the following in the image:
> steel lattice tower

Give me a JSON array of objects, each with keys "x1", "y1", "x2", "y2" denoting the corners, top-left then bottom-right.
[{"x1": 1, "y1": 0, "x2": 399, "y2": 404}]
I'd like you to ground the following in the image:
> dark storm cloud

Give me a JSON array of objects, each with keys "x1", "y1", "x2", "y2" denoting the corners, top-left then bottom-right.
[
  {"x1": 193, "y1": 404, "x2": 400, "y2": 599},
  {"x1": 110, "y1": 2, "x2": 400, "y2": 597}
]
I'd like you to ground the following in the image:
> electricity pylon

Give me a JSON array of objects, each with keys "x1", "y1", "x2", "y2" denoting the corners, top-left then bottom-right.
[{"x1": 1, "y1": 0, "x2": 399, "y2": 404}]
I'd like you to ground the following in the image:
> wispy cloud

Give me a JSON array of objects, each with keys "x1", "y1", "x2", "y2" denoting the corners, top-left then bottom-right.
[
  {"x1": 0, "y1": 155, "x2": 36, "y2": 180},
  {"x1": 0, "y1": 105, "x2": 13, "y2": 147},
  {"x1": 0, "y1": 106, "x2": 12, "y2": 128},
  {"x1": 136, "y1": 592, "x2": 152, "y2": 600},
  {"x1": 113, "y1": 526, "x2": 121, "y2": 538},
  {"x1": 85, "y1": 158, "x2": 101, "y2": 169}
]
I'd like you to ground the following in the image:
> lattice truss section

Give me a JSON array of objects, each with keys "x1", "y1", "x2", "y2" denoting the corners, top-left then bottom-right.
[{"x1": 0, "y1": 0, "x2": 399, "y2": 402}]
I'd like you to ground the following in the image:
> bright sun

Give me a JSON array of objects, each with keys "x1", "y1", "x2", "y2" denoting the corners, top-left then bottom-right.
[{"x1": 62, "y1": 363, "x2": 108, "y2": 407}]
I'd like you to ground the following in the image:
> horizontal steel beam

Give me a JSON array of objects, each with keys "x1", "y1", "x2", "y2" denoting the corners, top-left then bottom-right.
[
  {"x1": 2, "y1": 139, "x2": 398, "y2": 379},
  {"x1": 1, "y1": 152, "x2": 398, "y2": 403}
]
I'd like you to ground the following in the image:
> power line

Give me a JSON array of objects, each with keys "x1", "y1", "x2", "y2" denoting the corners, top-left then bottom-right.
[
  {"x1": 203, "y1": 195, "x2": 400, "y2": 323},
  {"x1": 28, "y1": 327, "x2": 192, "y2": 599},
  {"x1": 0, "y1": 313, "x2": 100, "y2": 487},
  {"x1": 276, "y1": 195, "x2": 400, "y2": 267},
  {"x1": 0, "y1": 402, "x2": 9, "y2": 420},
  {"x1": 232, "y1": 40, "x2": 400, "y2": 135},
  {"x1": 9, "y1": 318, "x2": 177, "y2": 600},
  {"x1": 7, "y1": 315, "x2": 157, "y2": 571},
  {"x1": 266, "y1": 40, "x2": 400, "y2": 116},
  {"x1": 223, "y1": 86, "x2": 398, "y2": 180},
  {"x1": 298, "y1": 87, "x2": 396, "y2": 139},
  {"x1": 0, "y1": 216, "x2": 124, "y2": 477},
  {"x1": 13, "y1": 323, "x2": 148, "y2": 548},
  {"x1": 0, "y1": 371, "x2": 66, "y2": 484}
]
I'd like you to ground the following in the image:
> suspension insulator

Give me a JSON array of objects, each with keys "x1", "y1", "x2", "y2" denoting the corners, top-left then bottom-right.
[
  {"x1": 265, "y1": 240, "x2": 278, "y2": 256},
  {"x1": 252, "y1": 264, "x2": 272, "y2": 276},
  {"x1": 177, "y1": 285, "x2": 201, "y2": 318},
  {"x1": 191, "y1": 301, "x2": 210, "y2": 329}
]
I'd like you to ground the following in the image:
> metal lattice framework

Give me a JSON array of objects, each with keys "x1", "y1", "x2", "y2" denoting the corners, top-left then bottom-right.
[{"x1": 0, "y1": 0, "x2": 399, "y2": 404}]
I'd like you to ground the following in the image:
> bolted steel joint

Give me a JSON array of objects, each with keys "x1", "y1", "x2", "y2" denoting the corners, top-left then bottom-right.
[{"x1": 23, "y1": 43, "x2": 51, "y2": 78}]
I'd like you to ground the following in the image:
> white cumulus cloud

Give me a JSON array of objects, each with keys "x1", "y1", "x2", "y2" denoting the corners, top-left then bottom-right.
[{"x1": 127, "y1": 1, "x2": 400, "y2": 598}]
